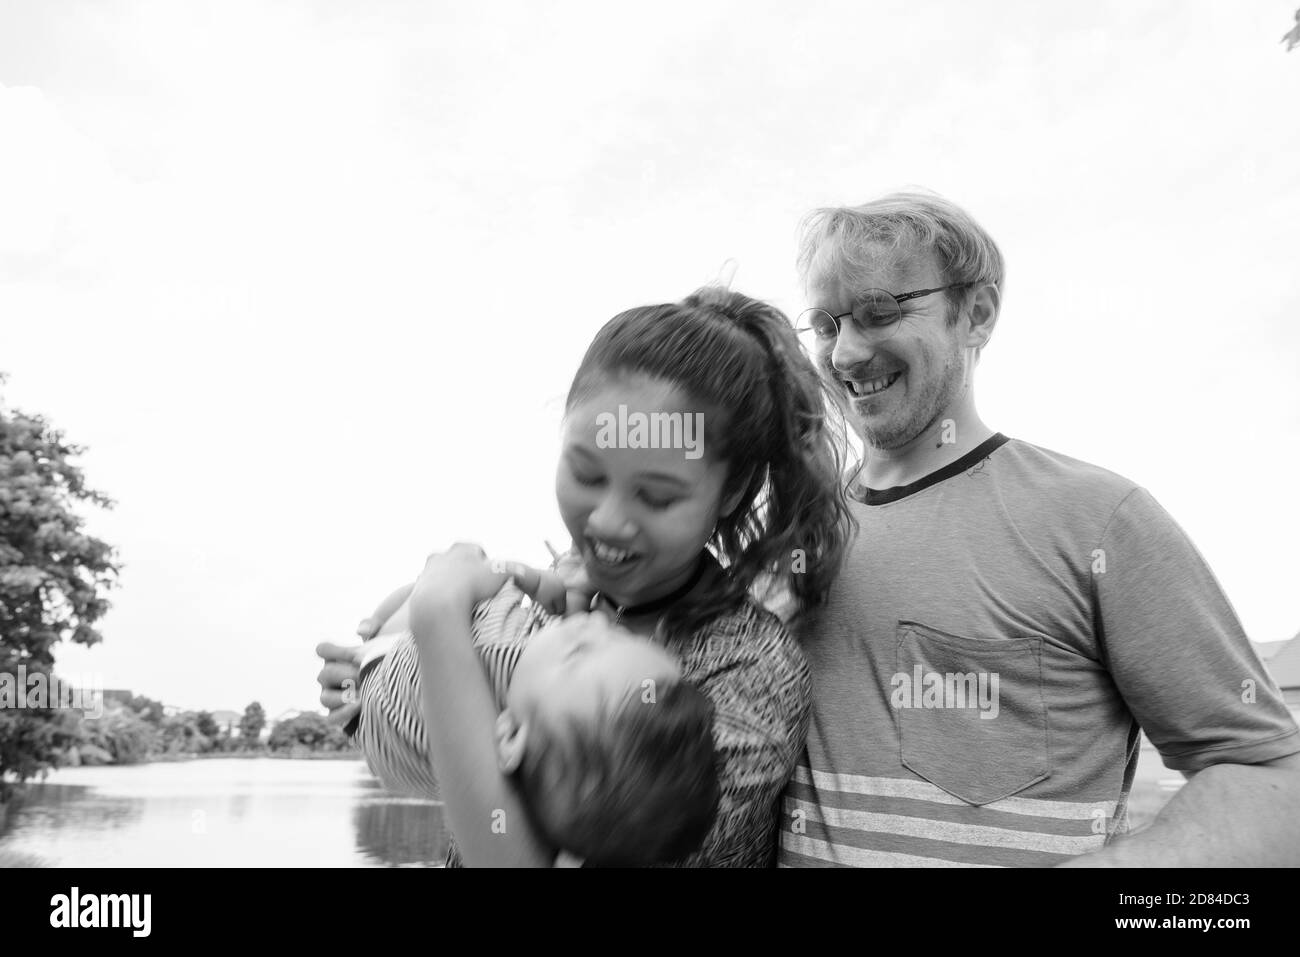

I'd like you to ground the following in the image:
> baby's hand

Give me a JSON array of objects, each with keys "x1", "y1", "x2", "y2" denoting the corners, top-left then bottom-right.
[
  {"x1": 489, "y1": 560, "x2": 569, "y2": 615},
  {"x1": 497, "y1": 546, "x2": 596, "y2": 616},
  {"x1": 552, "y1": 546, "x2": 597, "y2": 616}
]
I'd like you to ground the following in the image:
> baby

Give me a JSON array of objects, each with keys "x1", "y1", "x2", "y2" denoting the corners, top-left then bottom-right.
[{"x1": 353, "y1": 559, "x2": 721, "y2": 867}]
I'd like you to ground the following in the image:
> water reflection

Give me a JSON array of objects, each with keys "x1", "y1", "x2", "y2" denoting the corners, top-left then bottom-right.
[
  {"x1": 354, "y1": 799, "x2": 448, "y2": 866},
  {"x1": 6, "y1": 783, "x2": 143, "y2": 832},
  {"x1": 0, "y1": 758, "x2": 446, "y2": 867}
]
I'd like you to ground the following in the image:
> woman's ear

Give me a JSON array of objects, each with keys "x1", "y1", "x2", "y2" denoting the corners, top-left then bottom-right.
[{"x1": 495, "y1": 710, "x2": 528, "y2": 774}]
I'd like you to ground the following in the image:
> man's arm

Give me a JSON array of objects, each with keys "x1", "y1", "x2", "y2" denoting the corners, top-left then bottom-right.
[
  {"x1": 1070, "y1": 486, "x2": 1300, "y2": 866},
  {"x1": 1062, "y1": 751, "x2": 1300, "y2": 866}
]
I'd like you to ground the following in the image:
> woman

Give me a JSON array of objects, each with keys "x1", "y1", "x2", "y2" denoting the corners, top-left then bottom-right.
[{"x1": 318, "y1": 286, "x2": 855, "y2": 866}]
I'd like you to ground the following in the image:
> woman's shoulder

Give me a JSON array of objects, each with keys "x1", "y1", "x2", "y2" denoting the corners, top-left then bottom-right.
[
  {"x1": 684, "y1": 594, "x2": 799, "y2": 648},
  {"x1": 675, "y1": 597, "x2": 810, "y2": 698}
]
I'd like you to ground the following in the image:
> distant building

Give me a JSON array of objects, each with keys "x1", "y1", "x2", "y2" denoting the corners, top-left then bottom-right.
[
  {"x1": 1135, "y1": 633, "x2": 1299, "y2": 752},
  {"x1": 1266, "y1": 633, "x2": 1300, "y2": 712},
  {"x1": 1251, "y1": 641, "x2": 1285, "y2": 661},
  {"x1": 210, "y1": 710, "x2": 244, "y2": 736}
]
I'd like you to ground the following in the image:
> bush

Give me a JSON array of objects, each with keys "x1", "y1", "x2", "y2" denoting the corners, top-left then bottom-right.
[
  {"x1": 79, "y1": 706, "x2": 159, "y2": 765},
  {"x1": 268, "y1": 712, "x2": 351, "y2": 753}
]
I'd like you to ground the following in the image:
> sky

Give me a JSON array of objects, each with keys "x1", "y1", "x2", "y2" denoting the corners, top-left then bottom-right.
[{"x1": 2, "y1": 1, "x2": 1298, "y2": 718}]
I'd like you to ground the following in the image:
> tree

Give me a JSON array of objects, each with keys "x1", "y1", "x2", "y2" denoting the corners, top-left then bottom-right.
[
  {"x1": 0, "y1": 374, "x2": 121, "y2": 800},
  {"x1": 77, "y1": 705, "x2": 159, "y2": 765},
  {"x1": 239, "y1": 701, "x2": 266, "y2": 747},
  {"x1": 127, "y1": 694, "x2": 165, "y2": 725},
  {"x1": 159, "y1": 712, "x2": 212, "y2": 754},
  {"x1": 268, "y1": 712, "x2": 351, "y2": 752},
  {"x1": 194, "y1": 710, "x2": 219, "y2": 739}
]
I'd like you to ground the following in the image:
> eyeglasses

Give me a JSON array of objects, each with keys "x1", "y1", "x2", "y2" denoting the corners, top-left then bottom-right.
[{"x1": 796, "y1": 283, "x2": 975, "y2": 347}]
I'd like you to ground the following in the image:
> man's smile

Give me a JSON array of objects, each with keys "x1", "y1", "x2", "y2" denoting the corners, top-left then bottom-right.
[{"x1": 845, "y1": 371, "x2": 902, "y2": 397}]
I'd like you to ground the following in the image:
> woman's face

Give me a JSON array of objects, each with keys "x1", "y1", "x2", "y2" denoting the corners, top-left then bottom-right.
[{"x1": 555, "y1": 374, "x2": 731, "y2": 609}]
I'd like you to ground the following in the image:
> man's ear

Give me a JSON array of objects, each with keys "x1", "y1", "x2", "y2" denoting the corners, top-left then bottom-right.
[
  {"x1": 964, "y1": 282, "x2": 1000, "y2": 351},
  {"x1": 495, "y1": 710, "x2": 528, "y2": 774}
]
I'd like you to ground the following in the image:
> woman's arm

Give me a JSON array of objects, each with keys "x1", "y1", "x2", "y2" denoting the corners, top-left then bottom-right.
[
  {"x1": 672, "y1": 606, "x2": 812, "y2": 867},
  {"x1": 407, "y1": 545, "x2": 556, "y2": 867}
]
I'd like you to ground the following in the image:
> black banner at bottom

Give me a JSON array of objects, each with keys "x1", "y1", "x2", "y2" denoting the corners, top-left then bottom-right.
[{"x1": 0, "y1": 866, "x2": 1289, "y2": 944}]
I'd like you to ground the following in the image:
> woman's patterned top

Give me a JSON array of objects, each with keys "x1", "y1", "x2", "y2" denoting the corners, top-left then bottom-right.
[{"x1": 354, "y1": 580, "x2": 811, "y2": 867}]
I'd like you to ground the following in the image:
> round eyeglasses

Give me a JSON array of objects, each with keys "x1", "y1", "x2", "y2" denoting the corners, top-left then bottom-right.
[{"x1": 796, "y1": 283, "x2": 975, "y2": 348}]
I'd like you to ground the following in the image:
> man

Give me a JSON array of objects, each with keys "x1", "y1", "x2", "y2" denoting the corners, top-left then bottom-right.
[{"x1": 779, "y1": 191, "x2": 1300, "y2": 866}]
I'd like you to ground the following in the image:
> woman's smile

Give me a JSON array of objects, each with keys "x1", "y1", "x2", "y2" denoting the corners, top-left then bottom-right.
[
  {"x1": 556, "y1": 375, "x2": 731, "y2": 609},
  {"x1": 583, "y1": 535, "x2": 646, "y2": 592}
]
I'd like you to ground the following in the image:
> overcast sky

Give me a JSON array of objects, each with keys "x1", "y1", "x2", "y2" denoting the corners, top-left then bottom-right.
[{"x1": 2, "y1": 1, "x2": 1298, "y2": 718}]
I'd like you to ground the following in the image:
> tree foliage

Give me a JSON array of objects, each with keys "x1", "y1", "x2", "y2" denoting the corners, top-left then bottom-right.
[
  {"x1": 77, "y1": 706, "x2": 159, "y2": 765},
  {"x1": 127, "y1": 694, "x2": 166, "y2": 725},
  {"x1": 240, "y1": 701, "x2": 266, "y2": 744},
  {"x1": 0, "y1": 374, "x2": 122, "y2": 799},
  {"x1": 268, "y1": 712, "x2": 351, "y2": 752}
]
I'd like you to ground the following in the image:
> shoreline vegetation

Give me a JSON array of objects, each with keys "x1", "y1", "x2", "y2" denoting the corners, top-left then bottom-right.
[
  {"x1": 1, "y1": 377, "x2": 363, "y2": 829},
  {"x1": 156, "y1": 750, "x2": 363, "y2": 760},
  {"x1": 1, "y1": 695, "x2": 358, "y2": 806}
]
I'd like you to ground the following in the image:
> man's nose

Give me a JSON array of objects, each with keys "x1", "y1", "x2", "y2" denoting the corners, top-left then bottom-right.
[
  {"x1": 587, "y1": 493, "x2": 635, "y2": 541},
  {"x1": 830, "y1": 321, "x2": 879, "y2": 373}
]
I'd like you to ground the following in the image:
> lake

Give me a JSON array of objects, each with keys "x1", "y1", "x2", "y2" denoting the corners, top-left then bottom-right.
[
  {"x1": 0, "y1": 747, "x2": 1184, "y2": 867},
  {"x1": 0, "y1": 758, "x2": 449, "y2": 867}
]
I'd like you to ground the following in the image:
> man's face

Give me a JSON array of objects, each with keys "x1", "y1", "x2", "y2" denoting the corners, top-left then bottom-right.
[{"x1": 807, "y1": 244, "x2": 969, "y2": 451}]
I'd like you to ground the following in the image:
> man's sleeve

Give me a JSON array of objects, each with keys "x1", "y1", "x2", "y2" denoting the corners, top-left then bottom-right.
[{"x1": 1095, "y1": 487, "x2": 1299, "y2": 771}]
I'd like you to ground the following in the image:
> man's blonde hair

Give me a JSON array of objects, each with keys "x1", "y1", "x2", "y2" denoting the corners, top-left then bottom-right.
[{"x1": 797, "y1": 190, "x2": 1006, "y2": 323}]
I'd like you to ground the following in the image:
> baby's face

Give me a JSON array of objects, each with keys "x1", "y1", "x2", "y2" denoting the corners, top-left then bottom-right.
[{"x1": 506, "y1": 613, "x2": 681, "y2": 726}]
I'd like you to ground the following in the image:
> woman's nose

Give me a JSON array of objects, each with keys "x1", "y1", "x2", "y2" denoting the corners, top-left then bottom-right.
[{"x1": 587, "y1": 494, "x2": 635, "y2": 541}]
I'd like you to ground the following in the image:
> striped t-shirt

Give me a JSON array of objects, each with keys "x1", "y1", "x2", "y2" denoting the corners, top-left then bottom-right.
[
  {"x1": 780, "y1": 435, "x2": 1300, "y2": 867},
  {"x1": 355, "y1": 586, "x2": 540, "y2": 801},
  {"x1": 357, "y1": 574, "x2": 812, "y2": 867}
]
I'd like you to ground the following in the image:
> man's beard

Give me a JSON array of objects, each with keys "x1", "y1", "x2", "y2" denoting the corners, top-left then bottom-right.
[{"x1": 859, "y1": 345, "x2": 965, "y2": 452}]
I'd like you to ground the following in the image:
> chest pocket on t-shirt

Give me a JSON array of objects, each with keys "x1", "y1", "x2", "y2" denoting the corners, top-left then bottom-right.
[{"x1": 894, "y1": 621, "x2": 1050, "y2": 806}]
